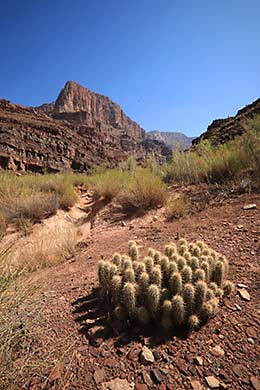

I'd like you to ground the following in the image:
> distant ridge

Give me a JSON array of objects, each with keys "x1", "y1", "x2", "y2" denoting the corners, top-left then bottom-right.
[
  {"x1": 147, "y1": 131, "x2": 195, "y2": 150},
  {"x1": 192, "y1": 97, "x2": 260, "y2": 146}
]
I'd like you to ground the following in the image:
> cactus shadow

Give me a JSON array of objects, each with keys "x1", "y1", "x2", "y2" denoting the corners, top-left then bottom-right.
[{"x1": 72, "y1": 287, "x2": 195, "y2": 347}]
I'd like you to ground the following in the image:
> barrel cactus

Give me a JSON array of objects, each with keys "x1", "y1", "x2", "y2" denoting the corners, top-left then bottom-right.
[{"x1": 97, "y1": 238, "x2": 233, "y2": 332}]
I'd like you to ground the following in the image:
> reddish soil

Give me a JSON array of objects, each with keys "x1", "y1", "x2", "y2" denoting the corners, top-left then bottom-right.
[{"x1": 11, "y1": 190, "x2": 260, "y2": 390}]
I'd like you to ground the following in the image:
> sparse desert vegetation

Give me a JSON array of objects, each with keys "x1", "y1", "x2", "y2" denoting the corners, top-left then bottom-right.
[
  {"x1": 98, "y1": 239, "x2": 233, "y2": 331},
  {"x1": 0, "y1": 119, "x2": 259, "y2": 390},
  {"x1": 163, "y1": 116, "x2": 260, "y2": 185}
]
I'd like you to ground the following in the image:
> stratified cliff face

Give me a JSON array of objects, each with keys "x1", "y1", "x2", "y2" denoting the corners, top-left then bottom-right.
[
  {"x1": 44, "y1": 81, "x2": 145, "y2": 141},
  {"x1": 0, "y1": 99, "x2": 111, "y2": 172},
  {"x1": 147, "y1": 131, "x2": 195, "y2": 150},
  {"x1": 0, "y1": 81, "x2": 171, "y2": 172},
  {"x1": 192, "y1": 97, "x2": 260, "y2": 146}
]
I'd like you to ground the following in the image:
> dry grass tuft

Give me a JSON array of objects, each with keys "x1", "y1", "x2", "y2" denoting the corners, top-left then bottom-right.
[
  {"x1": 117, "y1": 169, "x2": 167, "y2": 212},
  {"x1": 0, "y1": 213, "x2": 7, "y2": 241},
  {"x1": 165, "y1": 194, "x2": 187, "y2": 220},
  {"x1": 12, "y1": 221, "x2": 77, "y2": 274},
  {"x1": 2, "y1": 193, "x2": 59, "y2": 228}
]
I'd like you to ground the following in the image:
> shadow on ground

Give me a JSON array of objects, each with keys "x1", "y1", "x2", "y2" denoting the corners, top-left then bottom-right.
[{"x1": 72, "y1": 287, "x2": 199, "y2": 348}]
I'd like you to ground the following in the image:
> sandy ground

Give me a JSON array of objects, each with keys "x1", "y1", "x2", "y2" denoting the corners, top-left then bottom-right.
[{"x1": 3, "y1": 189, "x2": 260, "y2": 390}]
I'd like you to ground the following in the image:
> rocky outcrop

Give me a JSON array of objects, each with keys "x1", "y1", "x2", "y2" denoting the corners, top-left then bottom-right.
[
  {"x1": 192, "y1": 97, "x2": 260, "y2": 146},
  {"x1": 0, "y1": 99, "x2": 108, "y2": 172},
  {"x1": 0, "y1": 81, "x2": 171, "y2": 172},
  {"x1": 147, "y1": 130, "x2": 195, "y2": 150},
  {"x1": 38, "y1": 81, "x2": 145, "y2": 141}
]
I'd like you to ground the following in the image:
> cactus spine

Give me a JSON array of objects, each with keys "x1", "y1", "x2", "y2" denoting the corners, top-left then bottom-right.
[
  {"x1": 129, "y1": 245, "x2": 139, "y2": 261},
  {"x1": 194, "y1": 281, "x2": 207, "y2": 314},
  {"x1": 172, "y1": 295, "x2": 185, "y2": 326},
  {"x1": 182, "y1": 266, "x2": 192, "y2": 283},
  {"x1": 223, "y1": 280, "x2": 233, "y2": 296},
  {"x1": 183, "y1": 283, "x2": 195, "y2": 317},
  {"x1": 150, "y1": 267, "x2": 162, "y2": 288},
  {"x1": 123, "y1": 282, "x2": 136, "y2": 317},
  {"x1": 147, "y1": 284, "x2": 160, "y2": 318},
  {"x1": 161, "y1": 299, "x2": 172, "y2": 316},
  {"x1": 169, "y1": 272, "x2": 182, "y2": 295},
  {"x1": 144, "y1": 257, "x2": 154, "y2": 273},
  {"x1": 112, "y1": 253, "x2": 121, "y2": 267},
  {"x1": 214, "y1": 261, "x2": 225, "y2": 287}
]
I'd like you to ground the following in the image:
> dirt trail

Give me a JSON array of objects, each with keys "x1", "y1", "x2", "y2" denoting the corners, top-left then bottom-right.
[{"x1": 4, "y1": 191, "x2": 260, "y2": 390}]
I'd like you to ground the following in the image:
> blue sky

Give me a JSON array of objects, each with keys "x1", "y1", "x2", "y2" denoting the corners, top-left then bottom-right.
[{"x1": 1, "y1": 0, "x2": 260, "y2": 136}]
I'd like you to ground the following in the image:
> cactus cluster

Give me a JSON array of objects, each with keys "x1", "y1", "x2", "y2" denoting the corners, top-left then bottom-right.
[{"x1": 97, "y1": 239, "x2": 233, "y2": 331}]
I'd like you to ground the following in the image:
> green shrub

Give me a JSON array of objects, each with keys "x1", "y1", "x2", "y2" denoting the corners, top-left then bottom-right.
[
  {"x1": 163, "y1": 116, "x2": 260, "y2": 185},
  {"x1": 97, "y1": 239, "x2": 233, "y2": 332},
  {"x1": 89, "y1": 169, "x2": 128, "y2": 200},
  {"x1": 117, "y1": 169, "x2": 167, "y2": 212}
]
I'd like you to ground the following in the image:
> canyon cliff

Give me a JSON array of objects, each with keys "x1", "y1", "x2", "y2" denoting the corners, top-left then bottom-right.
[{"x1": 0, "y1": 81, "x2": 171, "y2": 172}]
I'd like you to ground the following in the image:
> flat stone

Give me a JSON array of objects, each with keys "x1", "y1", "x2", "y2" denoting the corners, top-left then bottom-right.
[
  {"x1": 205, "y1": 376, "x2": 219, "y2": 388},
  {"x1": 246, "y1": 326, "x2": 258, "y2": 339},
  {"x1": 142, "y1": 371, "x2": 153, "y2": 387},
  {"x1": 159, "y1": 384, "x2": 166, "y2": 390},
  {"x1": 251, "y1": 376, "x2": 260, "y2": 390},
  {"x1": 94, "y1": 368, "x2": 106, "y2": 384},
  {"x1": 135, "y1": 384, "x2": 148, "y2": 390},
  {"x1": 190, "y1": 379, "x2": 203, "y2": 390},
  {"x1": 195, "y1": 356, "x2": 204, "y2": 366},
  {"x1": 102, "y1": 378, "x2": 133, "y2": 390},
  {"x1": 150, "y1": 368, "x2": 164, "y2": 384},
  {"x1": 243, "y1": 203, "x2": 257, "y2": 210},
  {"x1": 238, "y1": 288, "x2": 250, "y2": 301},
  {"x1": 210, "y1": 345, "x2": 225, "y2": 358},
  {"x1": 232, "y1": 364, "x2": 245, "y2": 377},
  {"x1": 140, "y1": 346, "x2": 155, "y2": 365}
]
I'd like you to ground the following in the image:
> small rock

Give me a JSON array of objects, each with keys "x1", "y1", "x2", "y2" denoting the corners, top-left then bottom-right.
[
  {"x1": 190, "y1": 380, "x2": 203, "y2": 390},
  {"x1": 251, "y1": 376, "x2": 260, "y2": 390},
  {"x1": 153, "y1": 215, "x2": 158, "y2": 221},
  {"x1": 127, "y1": 350, "x2": 138, "y2": 361},
  {"x1": 238, "y1": 288, "x2": 250, "y2": 301},
  {"x1": 94, "y1": 368, "x2": 106, "y2": 384},
  {"x1": 237, "y1": 283, "x2": 248, "y2": 288},
  {"x1": 246, "y1": 326, "x2": 258, "y2": 339},
  {"x1": 140, "y1": 346, "x2": 155, "y2": 365},
  {"x1": 210, "y1": 345, "x2": 225, "y2": 358},
  {"x1": 150, "y1": 368, "x2": 164, "y2": 384},
  {"x1": 195, "y1": 356, "x2": 203, "y2": 366},
  {"x1": 48, "y1": 363, "x2": 64, "y2": 382},
  {"x1": 243, "y1": 203, "x2": 257, "y2": 210},
  {"x1": 142, "y1": 371, "x2": 153, "y2": 387},
  {"x1": 232, "y1": 364, "x2": 245, "y2": 377},
  {"x1": 135, "y1": 384, "x2": 147, "y2": 390},
  {"x1": 159, "y1": 384, "x2": 166, "y2": 390},
  {"x1": 102, "y1": 378, "x2": 132, "y2": 390},
  {"x1": 205, "y1": 376, "x2": 219, "y2": 388}
]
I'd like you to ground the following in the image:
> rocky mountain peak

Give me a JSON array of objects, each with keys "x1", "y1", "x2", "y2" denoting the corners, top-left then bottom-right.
[{"x1": 51, "y1": 81, "x2": 145, "y2": 140}]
